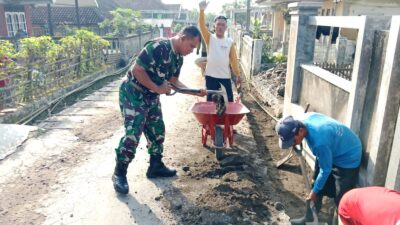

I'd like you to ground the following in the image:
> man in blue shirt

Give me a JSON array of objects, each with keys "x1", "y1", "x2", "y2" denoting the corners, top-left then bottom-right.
[{"x1": 275, "y1": 112, "x2": 362, "y2": 225}]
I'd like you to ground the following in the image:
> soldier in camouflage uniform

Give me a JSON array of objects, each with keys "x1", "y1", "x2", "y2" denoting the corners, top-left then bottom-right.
[{"x1": 113, "y1": 26, "x2": 206, "y2": 194}]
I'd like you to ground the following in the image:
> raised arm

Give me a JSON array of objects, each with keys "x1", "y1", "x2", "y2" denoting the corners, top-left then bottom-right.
[
  {"x1": 229, "y1": 43, "x2": 240, "y2": 77},
  {"x1": 198, "y1": 1, "x2": 210, "y2": 45}
]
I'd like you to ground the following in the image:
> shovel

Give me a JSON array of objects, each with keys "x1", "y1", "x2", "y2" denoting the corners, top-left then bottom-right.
[
  {"x1": 168, "y1": 82, "x2": 228, "y2": 104},
  {"x1": 294, "y1": 144, "x2": 327, "y2": 225}
]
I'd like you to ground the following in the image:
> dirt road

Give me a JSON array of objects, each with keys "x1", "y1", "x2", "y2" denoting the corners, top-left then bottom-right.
[{"x1": 0, "y1": 54, "x2": 327, "y2": 225}]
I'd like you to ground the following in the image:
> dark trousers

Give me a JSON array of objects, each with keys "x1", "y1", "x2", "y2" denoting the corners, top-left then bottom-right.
[
  {"x1": 313, "y1": 160, "x2": 359, "y2": 207},
  {"x1": 205, "y1": 75, "x2": 233, "y2": 102}
]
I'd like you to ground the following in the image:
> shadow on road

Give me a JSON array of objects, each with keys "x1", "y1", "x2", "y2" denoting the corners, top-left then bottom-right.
[{"x1": 116, "y1": 193, "x2": 164, "y2": 225}]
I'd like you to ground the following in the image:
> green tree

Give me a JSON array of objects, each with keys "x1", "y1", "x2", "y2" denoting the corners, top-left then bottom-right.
[
  {"x1": 99, "y1": 8, "x2": 142, "y2": 37},
  {"x1": 172, "y1": 23, "x2": 183, "y2": 33}
]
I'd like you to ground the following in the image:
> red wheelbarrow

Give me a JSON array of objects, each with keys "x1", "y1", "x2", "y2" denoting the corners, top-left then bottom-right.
[{"x1": 190, "y1": 100, "x2": 250, "y2": 160}]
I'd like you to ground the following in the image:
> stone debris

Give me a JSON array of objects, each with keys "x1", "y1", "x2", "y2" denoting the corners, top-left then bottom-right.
[
  {"x1": 252, "y1": 62, "x2": 287, "y2": 117},
  {"x1": 253, "y1": 62, "x2": 287, "y2": 98},
  {"x1": 182, "y1": 165, "x2": 190, "y2": 172}
]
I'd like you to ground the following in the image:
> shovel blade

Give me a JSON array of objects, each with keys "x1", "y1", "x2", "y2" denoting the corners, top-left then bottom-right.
[
  {"x1": 276, "y1": 149, "x2": 294, "y2": 168},
  {"x1": 218, "y1": 83, "x2": 229, "y2": 104}
]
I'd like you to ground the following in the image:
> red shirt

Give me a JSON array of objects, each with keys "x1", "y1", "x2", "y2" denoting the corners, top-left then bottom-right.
[{"x1": 339, "y1": 187, "x2": 400, "y2": 225}]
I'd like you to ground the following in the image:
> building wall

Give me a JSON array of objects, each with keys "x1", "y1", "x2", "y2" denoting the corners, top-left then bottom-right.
[
  {"x1": 344, "y1": 2, "x2": 400, "y2": 40},
  {"x1": 0, "y1": 5, "x2": 7, "y2": 36},
  {"x1": 320, "y1": 0, "x2": 344, "y2": 16},
  {"x1": 346, "y1": 3, "x2": 400, "y2": 16},
  {"x1": 320, "y1": 0, "x2": 400, "y2": 41},
  {"x1": 24, "y1": 5, "x2": 32, "y2": 36}
]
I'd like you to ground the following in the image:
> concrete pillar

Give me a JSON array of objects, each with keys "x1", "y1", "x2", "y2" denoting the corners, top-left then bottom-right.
[
  {"x1": 364, "y1": 16, "x2": 400, "y2": 187},
  {"x1": 283, "y1": 2, "x2": 322, "y2": 116},
  {"x1": 345, "y1": 16, "x2": 391, "y2": 134},
  {"x1": 272, "y1": 7, "x2": 285, "y2": 51},
  {"x1": 336, "y1": 36, "x2": 347, "y2": 64},
  {"x1": 251, "y1": 39, "x2": 263, "y2": 76},
  {"x1": 282, "y1": 21, "x2": 290, "y2": 54},
  {"x1": 386, "y1": 107, "x2": 400, "y2": 191}
]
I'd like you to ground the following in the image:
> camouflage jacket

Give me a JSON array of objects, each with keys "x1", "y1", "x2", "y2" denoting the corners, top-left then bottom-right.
[{"x1": 131, "y1": 38, "x2": 183, "y2": 95}]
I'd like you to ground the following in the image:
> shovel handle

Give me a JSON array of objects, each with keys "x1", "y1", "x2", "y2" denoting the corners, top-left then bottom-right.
[
  {"x1": 206, "y1": 90, "x2": 222, "y2": 95},
  {"x1": 176, "y1": 88, "x2": 202, "y2": 94}
]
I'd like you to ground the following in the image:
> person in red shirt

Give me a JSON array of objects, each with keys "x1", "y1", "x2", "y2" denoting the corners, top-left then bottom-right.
[{"x1": 338, "y1": 186, "x2": 400, "y2": 225}]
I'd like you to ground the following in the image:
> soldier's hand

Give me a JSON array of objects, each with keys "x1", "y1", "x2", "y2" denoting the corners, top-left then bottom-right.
[
  {"x1": 199, "y1": 0, "x2": 209, "y2": 10},
  {"x1": 197, "y1": 89, "x2": 207, "y2": 97},
  {"x1": 156, "y1": 81, "x2": 172, "y2": 95}
]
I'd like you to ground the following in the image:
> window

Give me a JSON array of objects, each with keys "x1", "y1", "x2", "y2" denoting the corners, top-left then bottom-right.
[{"x1": 5, "y1": 12, "x2": 27, "y2": 37}]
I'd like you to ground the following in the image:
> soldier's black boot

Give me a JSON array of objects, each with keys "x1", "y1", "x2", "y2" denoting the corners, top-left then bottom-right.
[
  {"x1": 146, "y1": 155, "x2": 177, "y2": 178},
  {"x1": 112, "y1": 161, "x2": 129, "y2": 194},
  {"x1": 290, "y1": 199, "x2": 318, "y2": 225}
]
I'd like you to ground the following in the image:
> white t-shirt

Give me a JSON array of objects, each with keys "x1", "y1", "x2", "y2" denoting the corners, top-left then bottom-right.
[{"x1": 205, "y1": 34, "x2": 233, "y2": 79}]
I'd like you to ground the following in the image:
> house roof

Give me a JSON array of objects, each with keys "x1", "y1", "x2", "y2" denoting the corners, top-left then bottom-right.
[
  {"x1": 96, "y1": 0, "x2": 183, "y2": 17},
  {"x1": 0, "y1": 0, "x2": 53, "y2": 5},
  {"x1": 31, "y1": 6, "x2": 104, "y2": 25},
  {"x1": 256, "y1": 0, "x2": 323, "y2": 5},
  {"x1": 52, "y1": 0, "x2": 98, "y2": 7}
]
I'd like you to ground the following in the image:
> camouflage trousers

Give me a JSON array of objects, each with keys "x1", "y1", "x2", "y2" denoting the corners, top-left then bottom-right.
[{"x1": 115, "y1": 79, "x2": 165, "y2": 163}]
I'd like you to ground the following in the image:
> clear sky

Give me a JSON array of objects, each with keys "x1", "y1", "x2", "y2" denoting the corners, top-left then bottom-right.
[{"x1": 162, "y1": 0, "x2": 236, "y2": 14}]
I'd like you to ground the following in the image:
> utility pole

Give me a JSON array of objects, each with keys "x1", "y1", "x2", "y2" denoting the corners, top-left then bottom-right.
[
  {"x1": 47, "y1": 3, "x2": 54, "y2": 36},
  {"x1": 246, "y1": 0, "x2": 250, "y2": 32},
  {"x1": 75, "y1": 0, "x2": 81, "y2": 28}
]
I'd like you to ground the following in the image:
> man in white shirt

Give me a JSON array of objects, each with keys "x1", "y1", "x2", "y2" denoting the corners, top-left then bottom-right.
[{"x1": 198, "y1": 0, "x2": 241, "y2": 102}]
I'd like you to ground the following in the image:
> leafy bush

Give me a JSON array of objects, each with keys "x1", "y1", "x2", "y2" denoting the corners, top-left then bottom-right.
[
  {"x1": 260, "y1": 34, "x2": 274, "y2": 64},
  {"x1": 5, "y1": 30, "x2": 109, "y2": 102},
  {"x1": 0, "y1": 40, "x2": 16, "y2": 79},
  {"x1": 99, "y1": 8, "x2": 143, "y2": 37},
  {"x1": 272, "y1": 52, "x2": 287, "y2": 63},
  {"x1": 172, "y1": 23, "x2": 183, "y2": 33}
]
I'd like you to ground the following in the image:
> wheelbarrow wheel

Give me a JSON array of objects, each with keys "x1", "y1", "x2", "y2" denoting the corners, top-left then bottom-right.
[{"x1": 214, "y1": 126, "x2": 224, "y2": 161}]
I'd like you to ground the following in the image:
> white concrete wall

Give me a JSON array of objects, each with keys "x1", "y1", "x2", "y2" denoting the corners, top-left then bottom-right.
[
  {"x1": 240, "y1": 35, "x2": 253, "y2": 79},
  {"x1": 299, "y1": 65, "x2": 350, "y2": 123}
]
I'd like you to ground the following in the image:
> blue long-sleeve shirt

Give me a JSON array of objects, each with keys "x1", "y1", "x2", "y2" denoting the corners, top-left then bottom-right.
[{"x1": 303, "y1": 113, "x2": 362, "y2": 193}]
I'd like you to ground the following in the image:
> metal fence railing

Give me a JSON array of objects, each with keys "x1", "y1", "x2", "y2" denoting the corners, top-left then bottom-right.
[
  {"x1": 0, "y1": 54, "x2": 105, "y2": 110},
  {"x1": 313, "y1": 62, "x2": 353, "y2": 81}
]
